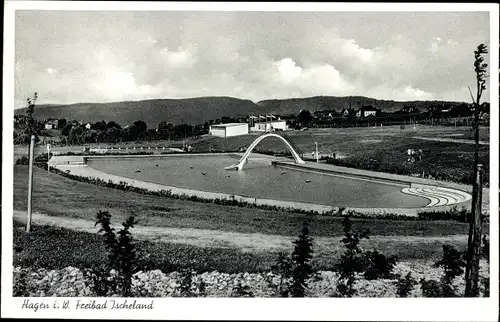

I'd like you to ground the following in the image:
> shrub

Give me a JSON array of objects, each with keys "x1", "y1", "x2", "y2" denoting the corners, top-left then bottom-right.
[
  {"x1": 481, "y1": 277, "x2": 490, "y2": 297},
  {"x1": 334, "y1": 216, "x2": 370, "y2": 297},
  {"x1": 232, "y1": 279, "x2": 254, "y2": 298},
  {"x1": 83, "y1": 265, "x2": 117, "y2": 297},
  {"x1": 176, "y1": 269, "x2": 200, "y2": 297},
  {"x1": 482, "y1": 235, "x2": 489, "y2": 262},
  {"x1": 417, "y1": 206, "x2": 471, "y2": 222},
  {"x1": 16, "y1": 156, "x2": 29, "y2": 165},
  {"x1": 270, "y1": 252, "x2": 293, "y2": 297},
  {"x1": 420, "y1": 278, "x2": 443, "y2": 297},
  {"x1": 289, "y1": 219, "x2": 315, "y2": 297},
  {"x1": 362, "y1": 250, "x2": 397, "y2": 280},
  {"x1": 433, "y1": 245, "x2": 466, "y2": 297},
  {"x1": 419, "y1": 245, "x2": 467, "y2": 298},
  {"x1": 395, "y1": 272, "x2": 417, "y2": 297},
  {"x1": 13, "y1": 269, "x2": 30, "y2": 297},
  {"x1": 86, "y1": 211, "x2": 139, "y2": 297}
]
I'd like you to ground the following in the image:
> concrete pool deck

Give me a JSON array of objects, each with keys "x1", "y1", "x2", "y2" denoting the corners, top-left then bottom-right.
[{"x1": 49, "y1": 153, "x2": 487, "y2": 216}]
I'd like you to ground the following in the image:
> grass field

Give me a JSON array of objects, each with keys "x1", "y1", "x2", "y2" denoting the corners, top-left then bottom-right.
[
  {"x1": 13, "y1": 220, "x2": 472, "y2": 273},
  {"x1": 12, "y1": 125, "x2": 491, "y2": 273},
  {"x1": 190, "y1": 126, "x2": 490, "y2": 185},
  {"x1": 12, "y1": 163, "x2": 488, "y2": 273}
]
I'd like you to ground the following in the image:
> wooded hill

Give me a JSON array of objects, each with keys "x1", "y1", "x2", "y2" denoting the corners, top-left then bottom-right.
[{"x1": 14, "y1": 95, "x2": 473, "y2": 127}]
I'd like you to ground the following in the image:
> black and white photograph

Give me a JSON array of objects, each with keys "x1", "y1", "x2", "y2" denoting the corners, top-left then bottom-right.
[{"x1": 2, "y1": 2, "x2": 499, "y2": 321}]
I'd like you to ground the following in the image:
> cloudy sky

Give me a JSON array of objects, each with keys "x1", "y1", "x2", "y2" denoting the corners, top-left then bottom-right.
[{"x1": 14, "y1": 10, "x2": 490, "y2": 107}]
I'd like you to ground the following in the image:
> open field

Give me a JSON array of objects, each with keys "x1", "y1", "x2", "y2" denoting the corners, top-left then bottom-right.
[
  {"x1": 191, "y1": 125, "x2": 491, "y2": 153},
  {"x1": 13, "y1": 220, "x2": 471, "y2": 273},
  {"x1": 190, "y1": 126, "x2": 490, "y2": 185}
]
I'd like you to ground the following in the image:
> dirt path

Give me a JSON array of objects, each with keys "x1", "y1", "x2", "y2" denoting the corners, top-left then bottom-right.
[{"x1": 13, "y1": 210, "x2": 468, "y2": 254}]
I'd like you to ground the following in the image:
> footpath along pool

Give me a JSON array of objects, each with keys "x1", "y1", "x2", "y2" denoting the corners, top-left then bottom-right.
[{"x1": 85, "y1": 154, "x2": 431, "y2": 209}]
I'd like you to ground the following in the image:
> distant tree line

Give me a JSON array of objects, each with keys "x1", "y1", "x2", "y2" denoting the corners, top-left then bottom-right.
[
  {"x1": 57, "y1": 119, "x2": 209, "y2": 145},
  {"x1": 13, "y1": 99, "x2": 490, "y2": 146},
  {"x1": 286, "y1": 101, "x2": 490, "y2": 129}
]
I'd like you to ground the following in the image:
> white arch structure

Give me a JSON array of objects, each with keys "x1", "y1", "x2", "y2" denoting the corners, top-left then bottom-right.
[{"x1": 225, "y1": 133, "x2": 305, "y2": 170}]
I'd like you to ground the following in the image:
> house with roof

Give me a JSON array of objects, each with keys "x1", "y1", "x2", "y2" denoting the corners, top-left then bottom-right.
[
  {"x1": 341, "y1": 108, "x2": 356, "y2": 118},
  {"x1": 356, "y1": 105, "x2": 378, "y2": 118},
  {"x1": 44, "y1": 119, "x2": 59, "y2": 129}
]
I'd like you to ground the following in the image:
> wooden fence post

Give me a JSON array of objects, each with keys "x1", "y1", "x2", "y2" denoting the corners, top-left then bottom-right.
[
  {"x1": 26, "y1": 135, "x2": 35, "y2": 232},
  {"x1": 464, "y1": 163, "x2": 484, "y2": 296}
]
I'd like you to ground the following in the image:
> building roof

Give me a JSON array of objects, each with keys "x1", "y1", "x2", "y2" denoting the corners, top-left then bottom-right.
[
  {"x1": 359, "y1": 105, "x2": 377, "y2": 111},
  {"x1": 210, "y1": 123, "x2": 248, "y2": 128}
]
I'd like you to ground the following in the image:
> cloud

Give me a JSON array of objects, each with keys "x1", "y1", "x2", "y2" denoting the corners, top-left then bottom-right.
[
  {"x1": 275, "y1": 58, "x2": 302, "y2": 83},
  {"x1": 13, "y1": 11, "x2": 490, "y2": 106},
  {"x1": 266, "y1": 58, "x2": 355, "y2": 99},
  {"x1": 159, "y1": 47, "x2": 195, "y2": 68},
  {"x1": 45, "y1": 68, "x2": 57, "y2": 75},
  {"x1": 340, "y1": 39, "x2": 374, "y2": 63},
  {"x1": 403, "y1": 85, "x2": 434, "y2": 99}
]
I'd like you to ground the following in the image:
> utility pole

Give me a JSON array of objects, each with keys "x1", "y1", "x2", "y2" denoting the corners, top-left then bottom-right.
[
  {"x1": 26, "y1": 135, "x2": 35, "y2": 232},
  {"x1": 47, "y1": 143, "x2": 51, "y2": 172},
  {"x1": 315, "y1": 142, "x2": 319, "y2": 163}
]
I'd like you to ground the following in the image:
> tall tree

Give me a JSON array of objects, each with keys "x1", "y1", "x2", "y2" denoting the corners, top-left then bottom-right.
[
  {"x1": 23, "y1": 92, "x2": 39, "y2": 161},
  {"x1": 297, "y1": 110, "x2": 312, "y2": 125},
  {"x1": 22, "y1": 92, "x2": 39, "y2": 143},
  {"x1": 464, "y1": 43, "x2": 488, "y2": 297}
]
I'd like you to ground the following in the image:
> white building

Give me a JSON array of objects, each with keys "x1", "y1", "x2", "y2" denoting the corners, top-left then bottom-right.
[
  {"x1": 251, "y1": 120, "x2": 288, "y2": 132},
  {"x1": 209, "y1": 123, "x2": 249, "y2": 138},
  {"x1": 44, "y1": 119, "x2": 58, "y2": 129}
]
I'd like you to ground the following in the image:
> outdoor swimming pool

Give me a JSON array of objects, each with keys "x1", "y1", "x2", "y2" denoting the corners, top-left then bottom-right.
[{"x1": 87, "y1": 154, "x2": 430, "y2": 208}]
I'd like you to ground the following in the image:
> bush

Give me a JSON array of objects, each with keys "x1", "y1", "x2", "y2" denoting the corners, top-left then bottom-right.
[
  {"x1": 395, "y1": 272, "x2": 417, "y2": 297},
  {"x1": 433, "y1": 245, "x2": 466, "y2": 297},
  {"x1": 176, "y1": 269, "x2": 206, "y2": 297},
  {"x1": 334, "y1": 216, "x2": 370, "y2": 297},
  {"x1": 16, "y1": 156, "x2": 29, "y2": 165},
  {"x1": 84, "y1": 211, "x2": 139, "y2": 297},
  {"x1": 419, "y1": 245, "x2": 467, "y2": 298},
  {"x1": 417, "y1": 206, "x2": 471, "y2": 222},
  {"x1": 482, "y1": 235, "x2": 489, "y2": 262},
  {"x1": 270, "y1": 252, "x2": 293, "y2": 297},
  {"x1": 362, "y1": 250, "x2": 397, "y2": 280},
  {"x1": 481, "y1": 276, "x2": 490, "y2": 297},
  {"x1": 231, "y1": 278, "x2": 254, "y2": 298},
  {"x1": 420, "y1": 278, "x2": 443, "y2": 297},
  {"x1": 13, "y1": 269, "x2": 30, "y2": 297},
  {"x1": 289, "y1": 219, "x2": 315, "y2": 297}
]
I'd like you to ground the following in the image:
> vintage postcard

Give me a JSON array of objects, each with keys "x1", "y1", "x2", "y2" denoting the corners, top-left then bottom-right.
[{"x1": 2, "y1": 1, "x2": 499, "y2": 321}]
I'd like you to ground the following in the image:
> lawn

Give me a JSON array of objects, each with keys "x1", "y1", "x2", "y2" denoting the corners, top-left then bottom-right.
[
  {"x1": 190, "y1": 126, "x2": 490, "y2": 185},
  {"x1": 12, "y1": 221, "x2": 471, "y2": 273},
  {"x1": 13, "y1": 165, "x2": 474, "y2": 238},
  {"x1": 12, "y1": 163, "x2": 489, "y2": 273}
]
